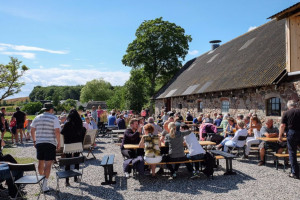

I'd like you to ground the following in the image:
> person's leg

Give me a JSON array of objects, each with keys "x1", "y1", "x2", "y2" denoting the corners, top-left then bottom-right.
[
  {"x1": 245, "y1": 139, "x2": 259, "y2": 156},
  {"x1": 44, "y1": 161, "x2": 53, "y2": 179},
  {"x1": 287, "y1": 130, "x2": 299, "y2": 177},
  {"x1": 65, "y1": 153, "x2": 72, "y2": 184},
  {"x1": 121, "y1": 149, "x2": 136, "y2": 159},
  {"x1": 38, "y1": 160, "x2": 45, "y2": 175},
  {"x1": 150, "y1": 164, "x2": 156, "y2": 176},
  {"x1": 260, "y1": 148, "x2": 265, "y2": 161},
  {"x1": 19, "y1": 129, "x2": 23, "y2": 143},
  {"x1": 224, "y1": 140, "x2": 235, "y2": 152}
]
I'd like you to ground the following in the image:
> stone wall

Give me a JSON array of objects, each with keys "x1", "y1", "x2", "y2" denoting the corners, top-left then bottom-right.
[{"x1": 155, "y1": 80, "x2": 300, "y2": 127}]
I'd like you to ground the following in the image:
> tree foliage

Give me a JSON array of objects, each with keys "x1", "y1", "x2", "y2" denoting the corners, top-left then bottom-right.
[
  {"x1": 29, "y1": 85, "x2": 83, "y2": 102},
  {"x1": 122, "y1": 17, "x2": 192, "y2": 103},
  {"x1": 124, "y1": 69, "x2": 149, "y2": 112},
  {"x1": 21, "y1": 102, "x2": 43, "y2": 115},
  {"x1": 80, "y1": 78, "x2": 114, "y2": 103},
  {"x1": 0, "y1": 57, "x2": 28, "y2": 101},
  {"x1": 106, "y1": 86, "x2": 126, "y2": 110}
]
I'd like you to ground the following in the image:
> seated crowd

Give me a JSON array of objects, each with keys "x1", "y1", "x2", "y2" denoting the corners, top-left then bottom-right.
[{"x1": 121, "y1": 109, "x2": 290, "y2": 178}]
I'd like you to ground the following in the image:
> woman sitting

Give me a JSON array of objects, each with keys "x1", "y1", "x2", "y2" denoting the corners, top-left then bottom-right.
[
  {"x1": 223, "y1": 117, "x2": 237, "y2": 138},
  {"x1": 216, "y1": 120, "x2": 248, "y2": 152},
  {"x1": 244, "y1": 117, "x2": 262, "y2": 159},
  {"x1": 61, "y1": 109, "x2": 86, "y2": 186},
  {"x1": 164, "y1": 121, "x2": 194, "y2": 178},
  {"x1": 139, "y1": 124, "x2": 161, "y2": 177}
]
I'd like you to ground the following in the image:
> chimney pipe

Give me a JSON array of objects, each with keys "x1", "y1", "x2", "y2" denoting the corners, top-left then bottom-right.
[{"x1": 209, "y1": 40, "x2": 222, "y2": 50}]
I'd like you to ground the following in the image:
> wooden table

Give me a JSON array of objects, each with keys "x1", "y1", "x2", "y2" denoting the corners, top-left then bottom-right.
[
  {"x1": 257, "y1": 137, "x2": 287, "y2": 165},
  {"x1": 257, "y1": 137, "x2": 287, "y2": 142},
  {"x1": 123, "y1": 141, "x2": 216, "y2": 149},
  {"x1": 112, "y1": 129, "x2": 126, "y2": 134}
]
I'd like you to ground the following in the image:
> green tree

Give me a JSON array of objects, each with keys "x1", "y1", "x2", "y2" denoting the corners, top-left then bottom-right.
[
  {"x1": 124, "y1": 69, "x2": 149, "y2": 112},
  {"x1": 0, "y1": 57, "x2": 29, "y2": 101},
  {"x1": 80, "y1": 78, "x2": 113, "y2": 103},
  {"x1": 61, "y1": 99, "x2": 77, "y2": 111},
  {"x1": 122, "y1": 17, "x2": 192, "y2": 109},
  {"x1": 107, "y1": 86, "x2": 126, "y2": 110},
  {"x1": 52, "y1": 93, "x2": 60, "y2": 106},
  {"x1": 21, "y1": 101, "x2": 43, "y2": 115}
]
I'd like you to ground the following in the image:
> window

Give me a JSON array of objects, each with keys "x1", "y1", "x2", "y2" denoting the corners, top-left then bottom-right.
[
  {"x1": 266, "y1": 97, "x2": 281, "y2": 116},
  {"x1": 178, "y1": 103, "x2": 182, "y2": 109},
  {"x1": 221, "y1": 100, "x2": 230, "y2": 113},
  {"x1": 198, "y1": 101, "x2": 203, "y2": 112}
]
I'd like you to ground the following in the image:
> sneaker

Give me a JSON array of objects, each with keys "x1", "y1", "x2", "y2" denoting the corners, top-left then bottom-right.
[
  {"x1": 124, "y1": 172, "x2": 130, "y2": 178},
  {"x1": 190, "y1": 172, "x2": 200, "y2": 179},
  {"x1": 258, "y1": 161, "x2": 265, "y2": 166},
  {"x1": 42, "y1": 186, "x2": 50, "y2": 193}
]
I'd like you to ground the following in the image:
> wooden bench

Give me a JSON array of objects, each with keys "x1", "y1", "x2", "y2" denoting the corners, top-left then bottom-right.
[
  {"x1": 274, "y1": 153, "x2": 300, "y2": 171},
  {"x1": 210, "y1": 150, "x2": 236, "y2": 175},
  {"x1": 100, "y1": 155, "x2": 117, "y2": 185}
]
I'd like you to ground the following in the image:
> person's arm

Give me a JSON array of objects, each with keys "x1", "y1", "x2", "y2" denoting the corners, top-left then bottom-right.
[
  {"x1": 55, "y1": 128, "x2": 60, "y2": 150},
  {"x1": 138, "y1": 136, "x2": 145, "y2": 148},
  {"x1": 265, "y1": 132, "x2": 279, "y2": 138},
  {"x1": 180, "y1": 130, "x2": 191, "y2": 136},
  {"x1": 31, "y1": 127, "x2": 36, "y2": 147},
  {"x1": 279, "y1": 123, "x2": 286, "y2": 142},
  {"x1": 1, "y1": 139, "x2": 5, "y2": 147}
]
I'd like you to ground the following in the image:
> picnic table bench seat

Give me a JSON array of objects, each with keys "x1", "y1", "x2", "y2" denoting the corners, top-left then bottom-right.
[
  {"x1": 274, "y1": 153, "x2": 300, "y2": 171},
  {"x1": 210, "y1": 150, "x2": 236, "y2": 175},
  {"x1": 100, "y1": 155, "x2": 117, "y2": 185}
]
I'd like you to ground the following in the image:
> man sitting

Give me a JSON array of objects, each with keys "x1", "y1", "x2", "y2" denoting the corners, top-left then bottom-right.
[
  {"x1": 258, "y1": 119, "x2": 285, "y2": 166},
  {"x1": 142, "y1": 117, "x2": 162, "y2": 135}
]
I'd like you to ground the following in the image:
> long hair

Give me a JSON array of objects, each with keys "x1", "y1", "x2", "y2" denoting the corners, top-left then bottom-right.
[
  {"x1": 67, "y1": 109, "x2": 83, "y2": 130},
  {"x1": 168, "y1": 122, "x2": 176, "y2": 138}
]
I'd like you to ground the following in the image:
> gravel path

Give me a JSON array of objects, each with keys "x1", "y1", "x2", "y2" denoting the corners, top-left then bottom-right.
[{"x1": 1, "y1": 137, "x2": 300, "y2": 200}]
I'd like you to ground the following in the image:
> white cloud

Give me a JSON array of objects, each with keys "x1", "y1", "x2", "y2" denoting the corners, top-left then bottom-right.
[
  {"x1": 11, "y1": 68, "x2": 131, "y2": 98},
  {"x1": 59, "y1": 64, "x2": 71, "y2": 67},
  {"x1": 248, "y1": 26, "x2": 257, "y2": 32},
  {"x1": 0, "y1": 43, "x2": 68, "y2": 54},
  {"x1": 188, "y1": 50, "x2": 199, "y2": 55},
  {"x1": 0, "y1": 52, "x2": 36, "y2": 59}
]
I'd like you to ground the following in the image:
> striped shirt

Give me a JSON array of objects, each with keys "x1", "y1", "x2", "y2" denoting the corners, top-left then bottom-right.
[{"x1": 31, "y1": 112, "x2": 60, "y2": 146}]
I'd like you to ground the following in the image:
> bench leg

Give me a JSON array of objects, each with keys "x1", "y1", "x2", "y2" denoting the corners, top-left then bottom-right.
[
  {"x1": 224, "y1": 158, "x2": 236, "y2": 175},
  {"x1": 101, "y1": 166, "x2": 109, "y2": 185},
  {"x1": 276, "y1": 157, "x2": 278, "y2": 170},
  {"x1": 108, "y1": 165, "x2": 116, "y2": 184}
]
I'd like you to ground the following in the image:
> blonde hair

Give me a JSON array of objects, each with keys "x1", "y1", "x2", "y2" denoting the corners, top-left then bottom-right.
[
  {"x1": 168, "y1": 122, "x2": 176, "y2": 138},
  {"x1": 237, "y1": 120, "x2": 245, "y2": 129}
]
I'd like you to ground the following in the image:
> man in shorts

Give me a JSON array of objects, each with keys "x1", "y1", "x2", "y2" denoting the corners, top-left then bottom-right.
[
  {"x1": 12, "y1": 107, "x2": 26, "y2": 144},
  {"x1": 31, "y1": 103, "x2": 60, "y2": 192}
]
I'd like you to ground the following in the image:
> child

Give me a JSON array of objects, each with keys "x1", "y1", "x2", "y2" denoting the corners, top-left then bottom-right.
[
  {"x1": 9, "y1": 117, "x2": 17, "y2": 144},
  {"x1": 25, "y1": 119, "x2": 32, "y2": 141}
]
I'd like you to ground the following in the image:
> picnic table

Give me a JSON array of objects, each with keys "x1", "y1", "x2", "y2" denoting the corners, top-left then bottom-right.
[
  {"x1": 123, "y1": 141, "x2": 216, "y2": 149},
  {"x1": 257, "y1": 137, "x2": 287, "y2": 142},
  {"x1": 257, "y1": 137, "x2": 287, "y2": 165}
]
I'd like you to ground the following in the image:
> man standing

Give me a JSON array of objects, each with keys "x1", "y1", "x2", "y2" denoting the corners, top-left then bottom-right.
[
  {"x1": 31, "y1": 103, "x2": 60, "y2": 192},
  {"x1": 0, "y1": 108, "x2": 7, "y2": 140},
  {"x1": 279, "y1": 100, "x2": 300, "y2": 179},
  {"x1": 91, "y1": 106, "x2": 98, "y2": 124},
  {"x1": 108, "y1": 112, "x2": 117, "y2": 126},
  {"x1": 12, "y1": 107, "x2": 26, "y2": 144}
]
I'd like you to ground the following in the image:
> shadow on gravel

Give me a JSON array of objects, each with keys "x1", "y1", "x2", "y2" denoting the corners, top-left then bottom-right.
[
  {"x1": 79, "y1": 182, "x2": 125, "y2": 200},
  {"x1": 134, "y1": 169, "x2": 255, "y2": 195},
  {"x1": 47, "y1": 191, "x2": 94, "y2": 200}
]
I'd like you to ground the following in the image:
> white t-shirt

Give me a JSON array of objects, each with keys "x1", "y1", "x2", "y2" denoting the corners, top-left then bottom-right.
[
  {"x1": 184, "y1": 133, "x2": 205, "y2": 156},
  {"x1": 253, "y1": 128, "x2": 261, "y2": 139},
  {"x1": 231, "y1": 128, "x2": 248, "y2": 147}
]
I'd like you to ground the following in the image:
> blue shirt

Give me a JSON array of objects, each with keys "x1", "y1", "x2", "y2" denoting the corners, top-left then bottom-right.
[
  {"x1": 214, "y1": 118, "x2": 222, "y2": 127},
  {"x1": 108, "y1": 115, "x2": 116, "y2": 126}
]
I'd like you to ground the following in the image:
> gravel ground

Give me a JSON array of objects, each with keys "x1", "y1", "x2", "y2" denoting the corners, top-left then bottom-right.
[{"x1": 1, "y1": 137, "x2": 300, "y2": 200}]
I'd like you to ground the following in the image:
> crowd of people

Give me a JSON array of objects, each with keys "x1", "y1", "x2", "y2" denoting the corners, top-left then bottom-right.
[{"x1": 1, "y1": 100, "x2": 300, "y2": 198}]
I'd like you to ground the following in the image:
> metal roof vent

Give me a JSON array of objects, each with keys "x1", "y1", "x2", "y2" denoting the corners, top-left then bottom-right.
[{"x1": 209, "y1": 40, "x2": 222, "y2": 50}]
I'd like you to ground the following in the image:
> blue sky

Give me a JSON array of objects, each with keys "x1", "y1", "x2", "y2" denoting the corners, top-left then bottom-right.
[{"x1": 0, "y1": 0, "x2": 298, "y2": 99}]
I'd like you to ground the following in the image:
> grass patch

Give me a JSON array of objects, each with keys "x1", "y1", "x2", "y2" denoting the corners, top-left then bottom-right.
[
  {"x1": 15, "y1": 157, "x2": 37, "y2": 164},
  {"x1": 5, "y1": 115, "x2": 36, "y2": 120}
]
